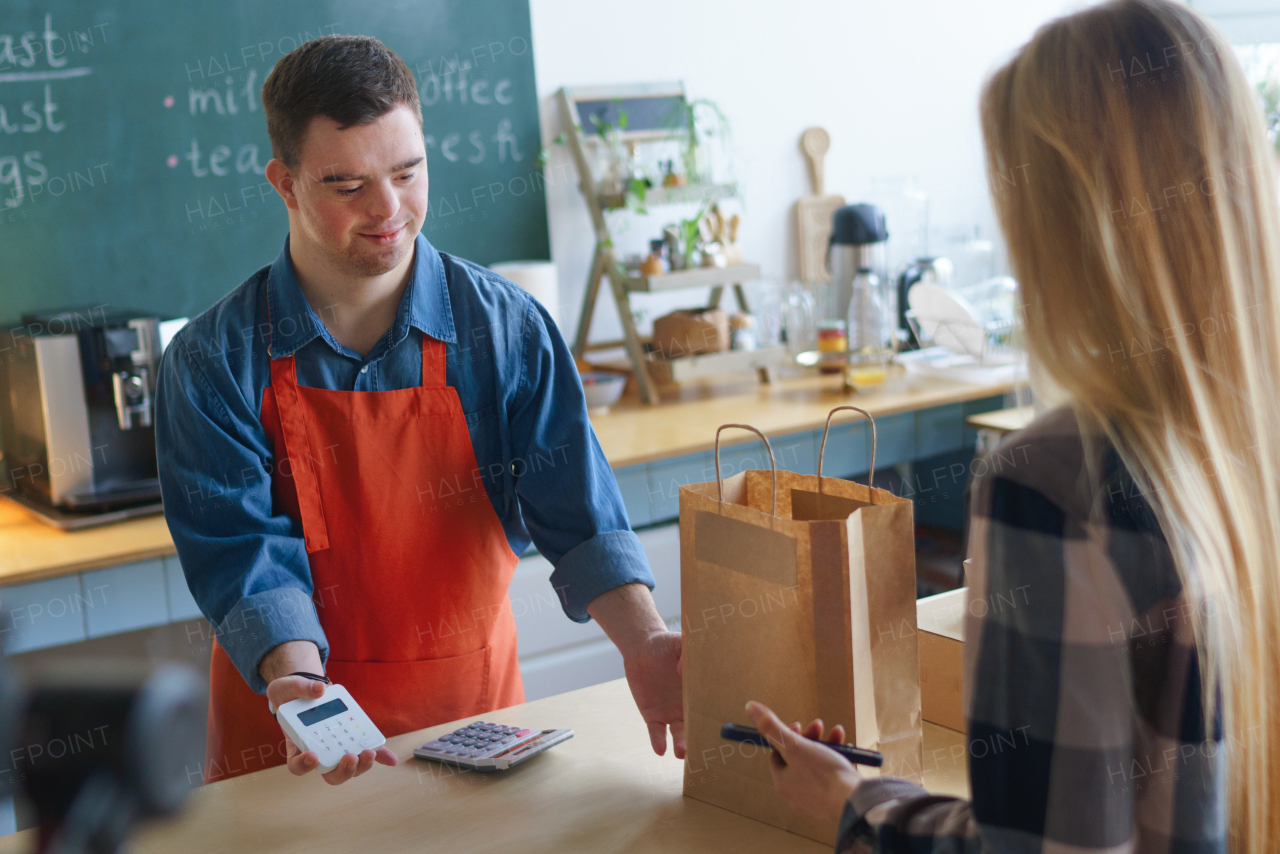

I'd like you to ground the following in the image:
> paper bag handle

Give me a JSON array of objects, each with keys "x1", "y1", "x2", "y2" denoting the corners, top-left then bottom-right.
[
  {"x1": 714, "y1": 424, "x2": 777, "y2": 516},
  {"x1": 817, "y1": 406, "x2": 878, "y2": 500}
]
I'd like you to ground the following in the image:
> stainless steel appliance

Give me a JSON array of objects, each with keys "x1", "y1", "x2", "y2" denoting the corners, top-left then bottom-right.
[
  {"x1": 0, "y1": 308, "x2": 187, "y2": 529},
  {"x1": 826, "y1": 204, "x2": 888, "y2": 321}
]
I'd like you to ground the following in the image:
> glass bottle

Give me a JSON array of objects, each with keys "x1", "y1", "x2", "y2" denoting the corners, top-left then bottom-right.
[
  {"x1": 781, "y1": 282, "x2": 818, "y2": 358},
  {"x1": 847, "y1": 268, "x2": 889, "y2": 355}
]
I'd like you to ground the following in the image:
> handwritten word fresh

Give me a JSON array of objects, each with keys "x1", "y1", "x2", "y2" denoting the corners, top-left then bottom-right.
[{"x1": 424, "y1": 119, "x2": 523, "y2": 165}]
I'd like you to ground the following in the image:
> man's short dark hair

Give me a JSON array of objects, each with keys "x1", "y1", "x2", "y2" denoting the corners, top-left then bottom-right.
[{"x1": 262, "y1": 35, "x2": 422, "y2": 167}]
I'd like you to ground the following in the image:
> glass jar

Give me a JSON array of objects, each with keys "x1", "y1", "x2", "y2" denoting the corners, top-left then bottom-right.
[
  {"x1": 730, "y1": 314, "x2": 758, "y2": 351},
  {"x1": 781, "y1": 282, "x2": 818, "y2": 357},
  {"x1": 844, "y1": 353, "x2": 888, "y2": 392},
  {"x1": 816, "y1": 320, "x2": 847, "y2": 374}
]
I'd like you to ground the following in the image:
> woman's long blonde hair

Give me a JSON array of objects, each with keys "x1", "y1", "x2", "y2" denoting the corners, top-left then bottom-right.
[{"x1": 981, "y1": 1, "x2": 1280, "y2": 848}]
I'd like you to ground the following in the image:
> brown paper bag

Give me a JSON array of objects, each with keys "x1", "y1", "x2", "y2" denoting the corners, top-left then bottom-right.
[{"x1": 680, "y1": 407, "x2": 923, "y2": 845}]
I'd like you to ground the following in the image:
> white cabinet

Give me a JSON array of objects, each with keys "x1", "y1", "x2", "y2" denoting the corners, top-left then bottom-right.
[
  {"x1": 0, "y1": 555, "x2": 205, "y2": 654},
  {"x1": 512, "y1": 523, "x2": 680, "y2": 701},
  {"x1": 82, "y1": 559, "x2": 169, "y2": 638}
]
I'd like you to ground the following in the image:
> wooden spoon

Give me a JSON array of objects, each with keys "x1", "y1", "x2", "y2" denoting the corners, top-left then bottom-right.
[
  {"x1": 800, "y1": 126, "x2": 831, "y2": 196},
  {"x1": 796, "y1": 126, "x2": 844, "y2": 282}
]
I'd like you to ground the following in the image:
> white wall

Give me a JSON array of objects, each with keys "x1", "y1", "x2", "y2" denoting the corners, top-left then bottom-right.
[{"x1": 529, "y1": 0, "x2": 1078, "y2": 344}]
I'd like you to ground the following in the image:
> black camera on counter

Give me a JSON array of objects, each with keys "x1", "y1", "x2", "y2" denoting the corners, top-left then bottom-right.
[{"x1": 0, "y1": 661, "x2": 204, "y2": 854}]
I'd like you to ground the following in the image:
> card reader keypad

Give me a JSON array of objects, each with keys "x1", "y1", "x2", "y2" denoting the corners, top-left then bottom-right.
[{"x1": 313, "y1": 714, "x2": 380, "y2": 751}]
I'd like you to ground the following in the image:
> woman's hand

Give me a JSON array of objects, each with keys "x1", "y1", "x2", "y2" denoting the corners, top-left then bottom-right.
[{"x1": 745, "y1": 700, "x2": 862, "y2": 825}]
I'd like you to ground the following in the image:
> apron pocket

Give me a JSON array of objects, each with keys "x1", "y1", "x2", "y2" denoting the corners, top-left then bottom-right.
[{"x1": 326, "y1": 646, "x2": 492, "y2": 739}]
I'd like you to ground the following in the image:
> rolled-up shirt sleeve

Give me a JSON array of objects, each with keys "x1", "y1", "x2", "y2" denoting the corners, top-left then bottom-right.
[
  {"x1": 156, "y1": 328, "x2": 328, "y2": 694},
  {"x1": 506, "y1": 297, "x2": 654, "y2": 622}
]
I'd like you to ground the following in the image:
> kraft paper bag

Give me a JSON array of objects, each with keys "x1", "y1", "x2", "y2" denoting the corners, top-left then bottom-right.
[{"x1": 680, "y1": 407, "x2": 923, "y2": 845}]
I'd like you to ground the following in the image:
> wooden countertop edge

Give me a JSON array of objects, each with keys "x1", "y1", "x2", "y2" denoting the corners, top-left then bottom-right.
[
  {"x1": 0, "y1": 542, "x2": 177, "y2": 586},
  {"x1": 599, "y1": 380, "x2": 1020, "y2": 468}
]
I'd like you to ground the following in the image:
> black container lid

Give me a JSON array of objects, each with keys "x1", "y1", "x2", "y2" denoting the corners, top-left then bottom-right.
[{"x1": 830, "y1": 204, "x2": 888, "y2": 245}]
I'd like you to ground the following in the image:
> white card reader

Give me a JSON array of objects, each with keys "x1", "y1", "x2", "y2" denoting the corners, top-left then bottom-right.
[{"x1": 275, "y1": 684, "x2": 386, "y2": 772}]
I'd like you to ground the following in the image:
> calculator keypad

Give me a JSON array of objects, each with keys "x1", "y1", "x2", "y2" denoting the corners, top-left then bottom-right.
[{"x1": 420, "y1": 721, "x2": 538, "y2": 761}]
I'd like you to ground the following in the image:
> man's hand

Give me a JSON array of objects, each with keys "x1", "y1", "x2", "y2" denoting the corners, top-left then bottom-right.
[
  {"x1": 260, "y1": 641, "x2": 398, "y2": 785},
  {"x1": 622, "y1": 629, "x2": 685, "y2": 758},
  {"x1": 745, "y1": 700, "x2": 860, "y2": 825},
  {"x1": 586, "y1": 583, "x2": 685, "y2": 759}
]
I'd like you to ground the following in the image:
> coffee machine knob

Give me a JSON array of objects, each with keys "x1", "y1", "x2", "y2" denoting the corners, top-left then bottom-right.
[{"x1": 112, "y1": 369, "x2": 153, "y2": 430}]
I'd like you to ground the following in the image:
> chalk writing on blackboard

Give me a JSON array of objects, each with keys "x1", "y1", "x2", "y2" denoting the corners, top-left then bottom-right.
[
  {"x1": 1, "y1": 1, "x2": 550, "y2": 319},
  {"x1": 1, "y1": 14, "x2": 104, "y2": 208},
  {"x1": 0, "y1": 13, "x2": 104, "y2": 77}
]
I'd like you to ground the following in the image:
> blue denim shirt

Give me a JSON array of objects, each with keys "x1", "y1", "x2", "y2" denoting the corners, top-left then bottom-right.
[{"x1": 155, "y1": 233, "x2": 652, "y2": 694}]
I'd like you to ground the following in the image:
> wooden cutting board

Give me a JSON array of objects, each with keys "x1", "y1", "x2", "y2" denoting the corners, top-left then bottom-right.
[{"x1": 795, "y1": 126, "x2": 845, "y2": 283}]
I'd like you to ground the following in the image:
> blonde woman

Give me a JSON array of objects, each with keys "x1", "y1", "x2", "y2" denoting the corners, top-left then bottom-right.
[{"x1": 747, "y1": 0, "x2": 1279, "y2": 850}]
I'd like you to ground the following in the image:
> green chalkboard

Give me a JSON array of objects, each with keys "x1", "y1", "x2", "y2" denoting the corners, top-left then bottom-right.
[{"x1": 0, "y1": 0, "x2": 549, "y2": 322}]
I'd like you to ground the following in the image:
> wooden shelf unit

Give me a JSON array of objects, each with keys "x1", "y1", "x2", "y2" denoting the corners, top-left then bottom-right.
[
  {"x1": 647, "y1": 343, "x2": 788, "y2": 384},
  {"x1": 557, "y1": 82, "x2": 764, "y2": 404},
  {"x1": 596, "y1": 182, "x2": 737, "y2": 210},
  {"x1": 622, "y1": 263, "x2": 761, "y2": 293}
]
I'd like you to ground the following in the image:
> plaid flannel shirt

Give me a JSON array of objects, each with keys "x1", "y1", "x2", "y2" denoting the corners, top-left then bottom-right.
[{"x1": 836, "y1": 406, "x2": 1226, "y2": 853}]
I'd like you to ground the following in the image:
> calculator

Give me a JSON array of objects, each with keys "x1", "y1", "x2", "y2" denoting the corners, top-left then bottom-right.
[
  {"x1": 413, "y1": 721, "x2": 574, "y2": 772},
  {"x1": 275, "y1": 684, "x2": 386, "y2": 773}
]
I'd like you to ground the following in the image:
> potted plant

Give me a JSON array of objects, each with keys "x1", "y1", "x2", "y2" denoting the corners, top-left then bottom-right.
[{"x1": 660, "y1": 97, "x2": 732, "y2": 186}]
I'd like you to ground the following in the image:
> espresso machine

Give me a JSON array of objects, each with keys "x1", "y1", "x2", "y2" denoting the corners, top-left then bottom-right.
[{"x1": 0, "y1": 308, "x2": 187, "y2": 528}]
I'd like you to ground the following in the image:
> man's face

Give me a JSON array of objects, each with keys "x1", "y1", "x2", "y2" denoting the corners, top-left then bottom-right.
[{"x1": 284, "y1": 105, "x2": 428, "y2": 277}]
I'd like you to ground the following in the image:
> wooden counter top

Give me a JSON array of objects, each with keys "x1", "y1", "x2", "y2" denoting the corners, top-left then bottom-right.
[
  {"x1": 0, "y1": 677, "x2": 969, "y2": 854},
  {"x1": 591, "y1": 368, "x2": 1018, "y2": 467},
  {"x1": 1, "y1": 370, "x2": 1015, "y2": 587},
  {"x1": 0, "y1": 499, "x2": 175, "y2": 586}
]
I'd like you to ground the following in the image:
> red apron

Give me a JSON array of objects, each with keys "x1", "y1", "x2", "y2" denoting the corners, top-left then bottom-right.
[{"x1": 203, "y1": 326, "x2": 524, "y2": 783}]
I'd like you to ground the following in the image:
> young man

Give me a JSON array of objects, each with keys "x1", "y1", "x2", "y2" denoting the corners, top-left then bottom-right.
[{"x1": 156, "y1": 35, "x2": 682, "y2": 785}]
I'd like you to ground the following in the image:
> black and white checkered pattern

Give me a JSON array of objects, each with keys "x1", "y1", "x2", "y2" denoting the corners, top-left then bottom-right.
[{"x1": 836, "y1": 407, "x2": 1226, "y2": 854}]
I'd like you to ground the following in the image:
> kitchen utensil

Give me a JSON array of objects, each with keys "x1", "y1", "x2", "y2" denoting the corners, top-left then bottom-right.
[{"x1": 796, "y1": 127, "x2": 845, "y2": 284}]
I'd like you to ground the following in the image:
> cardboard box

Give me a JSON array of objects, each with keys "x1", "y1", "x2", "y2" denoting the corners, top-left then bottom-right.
[
  {"x1": 651, "y1": 309, "x2": 729, "y2": 358},
  {"x1": 916, "y1": 587, "x2": 966, "y2": 733}
]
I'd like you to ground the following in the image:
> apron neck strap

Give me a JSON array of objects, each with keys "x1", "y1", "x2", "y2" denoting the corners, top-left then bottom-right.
[
  {"x1": 421, "y1": 334, "x2": 446, "y2": 388},
  {"x1": 268, "y1": 353, "x2": 331, "y2": 553},
  {"x1": 263, "y1": 282, "x2": 331, "y2": 552}
]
